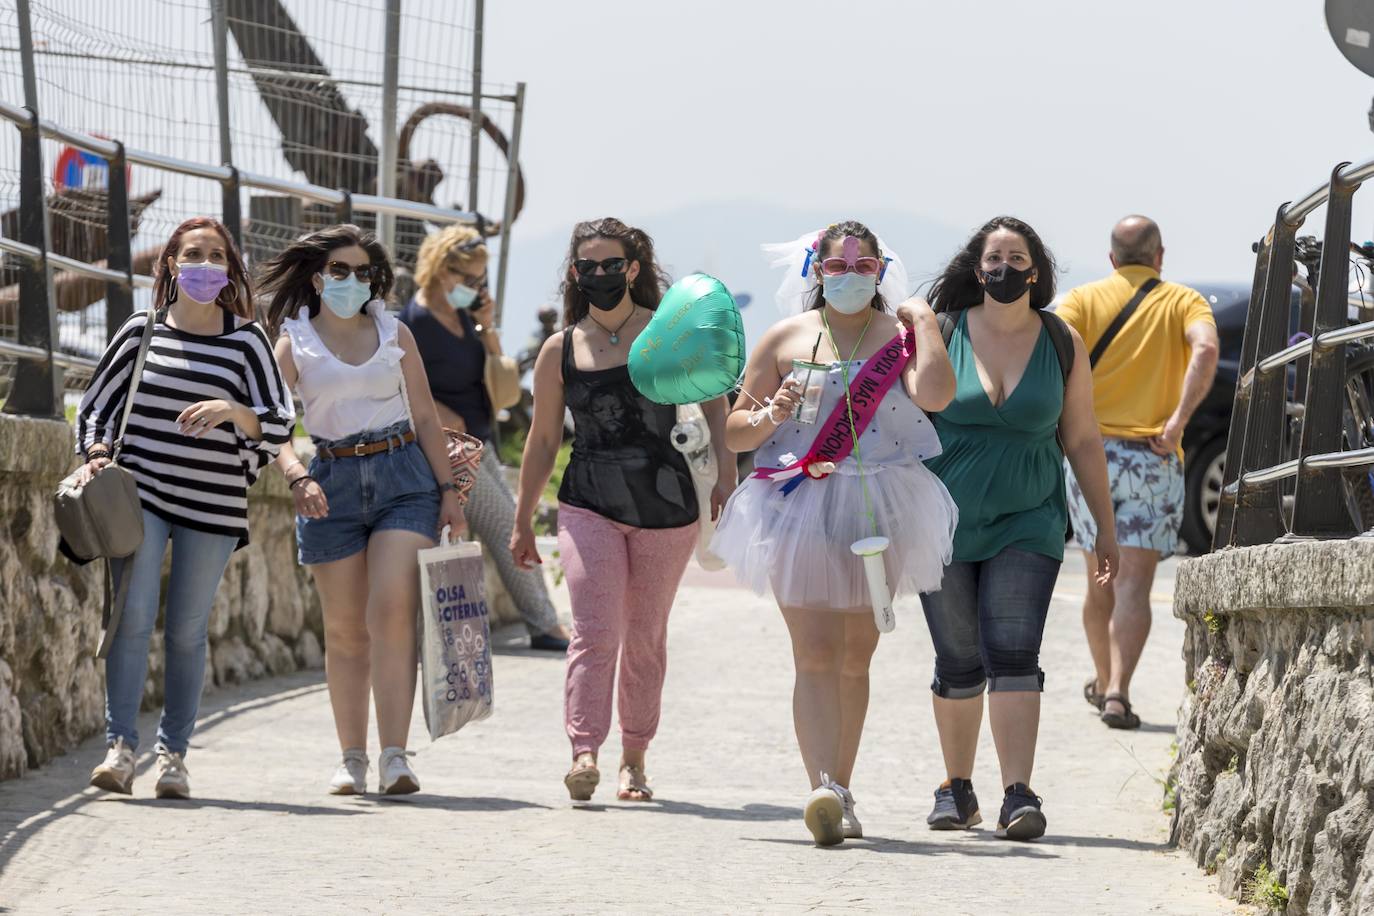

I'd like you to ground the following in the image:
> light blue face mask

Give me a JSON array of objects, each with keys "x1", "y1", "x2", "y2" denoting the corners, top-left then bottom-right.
[
  {"x1": 821, "y1": 272, "x2": 878, "y2": 314},
  {"x1": 446, "y1": 282, "x2": 479, "y2": 310},
  {"x1": 318, "y1": 274, "x2": 371, "y2": 319}
]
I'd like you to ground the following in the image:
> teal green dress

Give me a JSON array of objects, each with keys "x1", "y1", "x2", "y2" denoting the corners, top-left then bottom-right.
[{"x1": 926, "y1": 311, "x2": 1067, "y2": 563}]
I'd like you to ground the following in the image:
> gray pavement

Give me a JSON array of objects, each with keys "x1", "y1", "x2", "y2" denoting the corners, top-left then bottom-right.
[{"x1": 0, "y1": 557, "x2": 1240, "y2": 914}]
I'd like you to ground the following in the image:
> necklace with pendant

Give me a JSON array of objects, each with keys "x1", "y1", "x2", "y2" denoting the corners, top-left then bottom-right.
[{"x1": 588, "y1": 308, "x2": 636, "y2": 345}]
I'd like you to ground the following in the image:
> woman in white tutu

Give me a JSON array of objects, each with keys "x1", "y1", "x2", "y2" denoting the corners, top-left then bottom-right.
[{"x1": 712, "y1": 221, "x2": 958, "y2": 846}]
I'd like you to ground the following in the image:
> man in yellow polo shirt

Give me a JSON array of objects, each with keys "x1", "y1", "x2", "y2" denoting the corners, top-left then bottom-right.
[{"x1": 1056, "y1": 215, "x2": 1219, "y2": 731}]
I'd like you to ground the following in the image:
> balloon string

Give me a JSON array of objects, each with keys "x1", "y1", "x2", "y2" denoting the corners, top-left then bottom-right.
[{"x1": 822, "y1": 311, "x2": 880, "y2": 540}]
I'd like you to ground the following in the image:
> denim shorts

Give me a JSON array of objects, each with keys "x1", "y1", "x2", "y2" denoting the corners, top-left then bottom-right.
[
  {"x1": 917, "y1": 547, "x2": 1062, "y2": 697},
  {"x1": 1064, "y1": 437, "x2": 1184, "y2": 558},
  {"x1": 297, "y1": 422, "x2": 441, "y2": 565}
]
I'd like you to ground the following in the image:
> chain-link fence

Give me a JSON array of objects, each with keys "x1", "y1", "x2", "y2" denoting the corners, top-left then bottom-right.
[{"x1": 0, "y1": 0, "x2": 521, "y2": 407}]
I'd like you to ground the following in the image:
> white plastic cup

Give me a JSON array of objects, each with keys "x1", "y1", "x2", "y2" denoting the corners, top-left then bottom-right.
[{"x1": 851, "y1": 536, "x2": 896, "y2": 634}]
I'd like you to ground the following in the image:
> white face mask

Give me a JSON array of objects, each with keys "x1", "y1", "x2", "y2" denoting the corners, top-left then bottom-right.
[
  {"x1": 318, "y1": 274, "x2": 371, "y2": 319},
  {"x1": 446, "y1": 283, "x2": 479, "y2": 310},
  {"x1": 821, "y1": 273, "x2": 878, "y2": 314}
]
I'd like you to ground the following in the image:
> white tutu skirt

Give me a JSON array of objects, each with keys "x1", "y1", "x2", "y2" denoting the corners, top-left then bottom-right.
[{"x1": 710, "y1": 460, "x2": 958, "y2": 611}]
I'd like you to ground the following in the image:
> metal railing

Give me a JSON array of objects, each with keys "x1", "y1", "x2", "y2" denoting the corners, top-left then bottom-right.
[
  {"x1": 1214, "y1": 160, "x2": 1374, "y2": 547},
  {"x1": 0, "y1": 101, "x2": 483, "y2": 416}
]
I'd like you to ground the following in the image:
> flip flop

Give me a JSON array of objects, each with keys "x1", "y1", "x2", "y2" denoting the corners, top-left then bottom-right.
[
  {"x1": 1100, "y1": 694, "x2": 1141, "y2": 730},
  {"x1": 617, "y1": 764, "x2": 653, "y2": 801},
  {"x1": 1083, "y1": 676, "x2": 1105, "y2": 711}
]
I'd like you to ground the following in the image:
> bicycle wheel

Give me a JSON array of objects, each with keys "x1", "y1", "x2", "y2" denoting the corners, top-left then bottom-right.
[{"x1": 1342, "y1": 349, "x2": 1374, "y2": 532}]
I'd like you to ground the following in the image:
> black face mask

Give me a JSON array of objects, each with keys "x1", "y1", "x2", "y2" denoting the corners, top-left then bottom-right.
[
  {"x1": 577, "y1": 272, "x2": 628, "y2": 311},
  {"x1": 978, "y1": 264, "x2": 1034, "y2": 304}
]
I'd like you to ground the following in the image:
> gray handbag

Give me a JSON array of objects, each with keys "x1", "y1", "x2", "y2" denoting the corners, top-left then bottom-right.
[{"x1": 53, "y1": 310, "x2": 158, "y2": 657}]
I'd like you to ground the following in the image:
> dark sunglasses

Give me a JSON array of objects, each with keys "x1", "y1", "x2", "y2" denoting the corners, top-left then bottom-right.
[
  {"x1": 573, "y1": 257, "x2": 629, "y2": 277},
  {"x1": 323, "y1": 260, "x2": 375, "y2": 283}
]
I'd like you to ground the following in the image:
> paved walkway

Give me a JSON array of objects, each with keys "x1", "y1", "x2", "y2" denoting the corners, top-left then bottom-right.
[{"x1": 0, "y1": 559, "x2": 1238, "y2": 914}]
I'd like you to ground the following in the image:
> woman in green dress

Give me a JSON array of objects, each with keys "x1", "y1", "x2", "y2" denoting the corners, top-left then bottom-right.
[{"x1": 919, "y1": 216, "x2": 1118, "y2": 841}]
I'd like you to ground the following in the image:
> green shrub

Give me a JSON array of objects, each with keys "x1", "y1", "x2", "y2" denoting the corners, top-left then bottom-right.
[{"x1": 1246, "y1": 864, "x2": 1289, "y2": 911}]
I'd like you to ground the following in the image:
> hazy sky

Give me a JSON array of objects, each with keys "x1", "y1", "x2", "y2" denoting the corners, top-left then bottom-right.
[{"x1": 481, "y1": 0, "x2": 1374, "y2": 310}]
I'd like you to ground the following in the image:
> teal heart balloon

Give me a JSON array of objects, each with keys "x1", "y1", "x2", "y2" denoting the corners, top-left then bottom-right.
[{"x1": 628, "y1": 273, "x2": 746, "y2": 405}]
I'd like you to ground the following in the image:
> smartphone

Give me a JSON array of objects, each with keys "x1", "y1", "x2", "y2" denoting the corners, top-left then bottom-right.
[{"x1": 468, "y1": 278, "x2": 489, "y2": 310}]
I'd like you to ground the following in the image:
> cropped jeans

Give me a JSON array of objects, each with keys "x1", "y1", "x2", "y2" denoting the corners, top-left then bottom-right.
[{"x1": 918, "y1": 547, "x2": 1061, "y2": 698}]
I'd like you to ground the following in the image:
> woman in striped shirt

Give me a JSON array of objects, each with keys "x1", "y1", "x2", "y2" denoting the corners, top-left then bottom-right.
[{"x1": 76, "y1": 216, "x2": 294, "y2": 800}]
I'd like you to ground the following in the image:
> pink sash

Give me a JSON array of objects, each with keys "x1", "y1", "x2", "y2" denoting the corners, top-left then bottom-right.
[{"x1": 752, "y1": 329, "x2": 914, "y2": 496}]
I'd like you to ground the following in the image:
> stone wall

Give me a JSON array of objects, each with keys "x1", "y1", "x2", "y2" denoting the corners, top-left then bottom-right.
[
  {"x1": 0, "y1": 413, "x2": 538, "y2": 783},
  {"x1": 0, "y1": 413, "x2": 325, "y2": 781},
  {"x1": 1171, "y1": 539, "x2": 1374, "y2": 914}
]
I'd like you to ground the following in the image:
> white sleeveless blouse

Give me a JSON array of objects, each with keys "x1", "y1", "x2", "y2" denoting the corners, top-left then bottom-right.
[{"x1": 284, "y1": 302, "x2": 411, "y2": 442}]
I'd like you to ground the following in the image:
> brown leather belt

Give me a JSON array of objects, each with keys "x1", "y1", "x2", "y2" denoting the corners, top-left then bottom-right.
[{"x1": 317, "y1": 430, "x2": 415, "y2": 460}]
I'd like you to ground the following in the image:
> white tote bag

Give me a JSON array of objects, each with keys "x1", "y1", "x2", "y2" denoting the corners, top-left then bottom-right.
[{"x1": 418, "y1": 528, "x2": 494, "y2": 740}]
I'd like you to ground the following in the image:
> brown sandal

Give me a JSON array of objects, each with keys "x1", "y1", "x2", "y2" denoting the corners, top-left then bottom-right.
[
  {"x1": 564, "y1": 758, "x2": 600, "y2": 801},
  {"x1": 1101, "y1": 694, "x2": 1141, "y2": 730},
  {"x1": 1083, "y1": 676, "x2": 1105, "y2": 711},
  {"x1": 617, "y1": 764, "x2": 653, "y2": 801}
]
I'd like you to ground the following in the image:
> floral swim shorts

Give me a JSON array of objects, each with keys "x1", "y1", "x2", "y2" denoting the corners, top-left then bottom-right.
[{"x1": 1064, "y1": 437, "x2": 1184, "y2": 558}]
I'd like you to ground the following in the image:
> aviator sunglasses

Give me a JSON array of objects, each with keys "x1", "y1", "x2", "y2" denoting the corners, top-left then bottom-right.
[{"x1": 323, "y1": 260, "x2": 376, "y2": 283}]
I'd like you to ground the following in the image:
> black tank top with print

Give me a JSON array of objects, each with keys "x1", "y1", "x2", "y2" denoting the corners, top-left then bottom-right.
[{"x1": 557, "y1": 330, "x2": 698, "y2": 529}]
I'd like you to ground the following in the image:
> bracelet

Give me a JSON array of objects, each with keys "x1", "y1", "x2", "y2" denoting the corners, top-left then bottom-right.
[
  {"x1": 289, "y1": 475, "x2": 314, "y2": 491},
  {"x1": 86, "y1": 445, "x2": 112, "y2": 460},
  {"x1": 438, "y1": 481, "x2": 459, "y2": 495}
]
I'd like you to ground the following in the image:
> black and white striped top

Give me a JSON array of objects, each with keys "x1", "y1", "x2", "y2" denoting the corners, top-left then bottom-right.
[{"x1": 77, "y1": 310, "x2": 294, "y2": 548}]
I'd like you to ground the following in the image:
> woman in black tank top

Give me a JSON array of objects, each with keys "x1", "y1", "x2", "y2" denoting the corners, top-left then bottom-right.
[
  {"x1": 511, "y1": 218, "x2": 735, "y2": 803},
  {"x1": 557, "y1": 330, "x2": 697, "y2": 527}
]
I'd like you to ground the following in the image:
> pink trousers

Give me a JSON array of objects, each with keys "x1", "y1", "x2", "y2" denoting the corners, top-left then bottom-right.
[{"x1": 558, "y1": 503, "x2": 698, "y2": 757}]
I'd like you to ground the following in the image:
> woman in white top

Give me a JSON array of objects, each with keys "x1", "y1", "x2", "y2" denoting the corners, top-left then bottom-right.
[{"x1": 260, "y1": 224, "x2": 465, "y2": 795}]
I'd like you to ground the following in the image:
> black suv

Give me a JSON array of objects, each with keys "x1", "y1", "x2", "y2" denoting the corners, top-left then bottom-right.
[{"x1": 1176, "y1": 283, "x2": 1249, "y2": 554}]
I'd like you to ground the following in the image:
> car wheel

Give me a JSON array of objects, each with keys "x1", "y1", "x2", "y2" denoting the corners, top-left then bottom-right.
[{"x1": 1181, "y1": 436, "x2": 1226, "y2": 555}]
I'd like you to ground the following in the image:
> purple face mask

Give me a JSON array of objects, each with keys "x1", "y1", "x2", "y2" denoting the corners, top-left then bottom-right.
[{"x1": 177, "y1": 262, "x2": 231, "y2": 303}]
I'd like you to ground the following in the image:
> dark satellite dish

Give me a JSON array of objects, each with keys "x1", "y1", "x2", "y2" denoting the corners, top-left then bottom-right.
[{"x1": 1328, "y1": 0, "x2": 1374, "y2": 78}]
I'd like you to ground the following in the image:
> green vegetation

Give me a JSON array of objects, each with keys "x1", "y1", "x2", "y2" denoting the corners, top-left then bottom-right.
[
  {"x1": 496, "y1": 429, "x2": 570, "y2": 504},
  {"x1": 1246, "y1": 864, "x2": 1289, "y2": 911},
  {"x1": 1204, "y1": 611, "x2": 1226, "y2": 636},
  {"x1": 1206, "y1": 845, "x2": 1229, "y2": 876},
  {"x1": 497, "y1": 425, "x2": 527, "y2": 467},
  {"x1": 1224, "y1": 754, "x2": 1239, "y2": 776},
  {"x1": 1162, "y1": 774, "x2": 1177, "y2": 814}
]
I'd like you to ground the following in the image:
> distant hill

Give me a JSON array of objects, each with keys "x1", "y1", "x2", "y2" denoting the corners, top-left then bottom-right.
[{"x1": 496, "y1": 202, "x2": 1104, "y2": 357}]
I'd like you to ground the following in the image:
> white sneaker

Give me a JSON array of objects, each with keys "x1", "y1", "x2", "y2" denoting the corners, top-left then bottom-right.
[
  {"x1": 154, "y1": 745, "x2": 190, "y2": 799},
  {"x1": 328, "y1": 749, "x2": 369, "y2": 796},
  {"x1": 836, "y1": 783, "x2": 863, "y2": 839},
  {"x1": 379, "y1": 747, "x2": 419, "y2": 795},
  {"x1": 803, "y1": 772, "x2": 845, "y2": 846},
  {"x1": 89, "y1": 737, "x2": 135, "y2": 795}
]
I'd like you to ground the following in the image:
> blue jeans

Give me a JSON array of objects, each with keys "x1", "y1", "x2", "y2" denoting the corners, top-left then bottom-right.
[
  {"x1": 918, "y1": 547, "x2": 1061, "y2": 698},
  {"x1": 106, "y1": 509, "x2": 236, "y2": 755}
]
